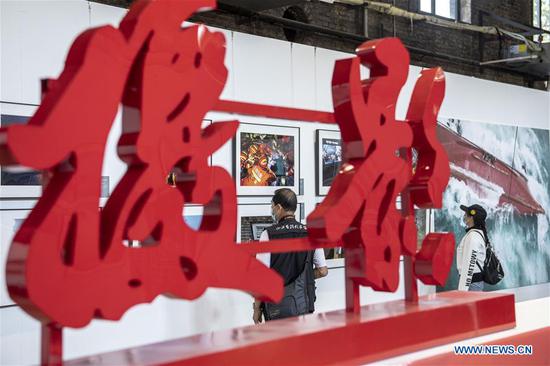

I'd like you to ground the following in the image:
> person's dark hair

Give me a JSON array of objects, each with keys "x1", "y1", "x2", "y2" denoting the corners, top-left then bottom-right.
[
  {"x1": 473, "y1": 217, "x2": 490, "y2": 244},
  {"x1": 272, "y1": 188, "x2": 297, "y2": 212},
  {"x1": 461, "y1": 204, "x2": 489, "y2": 244}
]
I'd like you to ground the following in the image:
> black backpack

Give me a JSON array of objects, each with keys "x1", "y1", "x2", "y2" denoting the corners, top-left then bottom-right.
[
  {"x1": 263, "y1": 251, "x2": 315, "y2": 321},
  {"x1": 474, "y1": 231, "x2": 504, "y2": 285}
]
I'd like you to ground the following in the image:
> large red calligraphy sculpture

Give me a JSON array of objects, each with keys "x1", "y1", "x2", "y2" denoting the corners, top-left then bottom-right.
[
  {"x1": 0, "y1": 0, "x2": 281, "y2": 329},
  {"x1": 0, "y1": 1, "x2": 519, "y2": 365},
  {"x1": 0, "y1": 0, "x2": 475, "y2": 364},
  {"x1": 307, "y1": 38, "x2": 454, "y2": 305}
]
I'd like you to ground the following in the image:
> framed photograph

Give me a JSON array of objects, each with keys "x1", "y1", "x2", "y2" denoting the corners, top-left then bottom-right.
[
  {"x1": 237, "y1": 203, "x2": 273, "y2": 243},
  {"x1": 316, "y1": 129, "x2": 341, "y2": 196},
  {"x1": 0, "y1": 109, "x2": 43, "y2": 198},
  {"x1": 237, "y1": 202, "x2": 306, "y2": 244},
  {"x1": 0, "y1": 209, "x2": 31, "y2": 306},
  {"x1": 251, "y1": 222, "x2": 272, "y2": 241},
  {"x1": 234, "y1": 123, "x2": 300, "y2": 196}
]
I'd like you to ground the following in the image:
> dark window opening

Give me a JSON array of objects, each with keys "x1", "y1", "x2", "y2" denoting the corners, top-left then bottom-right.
[{"x1": 282, "y1": 6, "x2": 309, "y2": 43}]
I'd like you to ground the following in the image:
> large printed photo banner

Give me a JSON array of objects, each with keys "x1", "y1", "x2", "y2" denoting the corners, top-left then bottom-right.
[{"x1": 435, "y1": 118, "x2": 550, "y2": 291}]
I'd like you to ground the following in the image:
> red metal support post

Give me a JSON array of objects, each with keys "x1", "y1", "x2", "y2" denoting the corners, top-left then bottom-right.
[{"x1": 41, "y1": 322, "x2": 63, "y2": 366}]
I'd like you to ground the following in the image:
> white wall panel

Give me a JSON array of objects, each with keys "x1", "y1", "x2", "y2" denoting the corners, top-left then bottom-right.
[
  {"x1": 441, "y1": 72, "x2": 549, "y2": 129},
  {"x1": 89, "y1": 0, "x2": 126, "y2": 28},
  {"x1": 290, "y1": 43, "x2": 316, "y2": 110},
  {"x1": 314, "y1": 47, "x2": 350, "y2": 111},
  {"x1": 0, "y1": 306, "x2": 41, "y2": 366},
  {"x1": 232, "y1": 32, "x2": 292, "y2": 107},
  {"x1": 0, "y1": 0, "x2": 90, "y2": 105},
  {"x1": 395, "y1": 65, "x2": 423, "y2": 121},
  {"x1": 207, "y1": 26, "x2": 235, "y2": 101}
]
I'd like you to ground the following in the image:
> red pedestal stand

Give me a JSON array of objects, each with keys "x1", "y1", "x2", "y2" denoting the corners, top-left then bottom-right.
[{"x1": 66, "y1": 291, "x2": 515, "y2": 366}]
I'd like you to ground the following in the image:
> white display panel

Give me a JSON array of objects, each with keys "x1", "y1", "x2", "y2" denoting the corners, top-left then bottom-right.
[
  {"x1": 232, "y1": 32, "x2": 292, "y2": 107},
  {"x1": 0, "y1": 209, "x2": 31, "y2": 306},
  {"x1": 0, "y1": 0, "x2": 90, "y2": 105}
]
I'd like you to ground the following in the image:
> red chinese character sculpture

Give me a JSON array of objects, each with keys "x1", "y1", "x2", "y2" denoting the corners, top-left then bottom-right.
[
  {"x1": 308, "y1": 38, "x2": 454, "y2": 297},
  {"x1": 0, "y1": 0, "x2": 281, "y2": 328},
  {"x1": 0, "y1": 0, "x2": 460, "y2": 363}
]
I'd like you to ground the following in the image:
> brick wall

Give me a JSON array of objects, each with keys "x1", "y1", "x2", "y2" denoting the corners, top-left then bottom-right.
[
  {"x1": 367, "y1": 0, "x2": 537, "y2": 87},
  {"x1": 240, "y1": 216, "x2": 272, "y2": 242},
  {"x1": 94, "y1": 0, "x2": 546, "y2": 89},
  {"x1": 191, "y1": 0, "x2": 363, "y2": 53}
]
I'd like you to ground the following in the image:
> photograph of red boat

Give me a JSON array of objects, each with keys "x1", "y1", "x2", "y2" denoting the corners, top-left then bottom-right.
[{"x1": 435, "y1": 118, "x2": 550, "y2": 290}]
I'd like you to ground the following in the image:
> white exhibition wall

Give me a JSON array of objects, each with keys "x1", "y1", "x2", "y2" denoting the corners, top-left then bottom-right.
[{"x1": 1, "y1": 1, "x2": 549, "y2": 365}]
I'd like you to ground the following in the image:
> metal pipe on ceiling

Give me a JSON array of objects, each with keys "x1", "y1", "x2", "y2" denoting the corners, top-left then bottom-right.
[{"x1": 215, "y1": 3, "x2": 541, "y2": 79}]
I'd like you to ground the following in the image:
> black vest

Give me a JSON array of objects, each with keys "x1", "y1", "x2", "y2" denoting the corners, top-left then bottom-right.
[
  {"x1": 266, "y1": 217, "x2": 310, "y2": 285},
  {"x1": 265, "y1": 217, "x2": 316, "y2": 314}
]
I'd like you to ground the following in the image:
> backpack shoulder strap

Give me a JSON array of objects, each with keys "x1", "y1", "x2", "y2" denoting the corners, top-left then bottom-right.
[
  {"x1": 469, "y1": 230, "x2": 486, "y2": 272},
  {"x1": 470, "y1": 229, "x2": 486, "y2": 243}
]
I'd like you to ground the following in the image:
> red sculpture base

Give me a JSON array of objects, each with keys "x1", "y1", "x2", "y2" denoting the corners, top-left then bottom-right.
[{"x1": 66, "y1": 291, "x2": 515, "y2": 365}]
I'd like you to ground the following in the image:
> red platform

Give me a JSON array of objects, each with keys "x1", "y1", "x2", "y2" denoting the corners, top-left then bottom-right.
[{"x1": 66, "y1": 291, "x2": 515, "y2": 366}]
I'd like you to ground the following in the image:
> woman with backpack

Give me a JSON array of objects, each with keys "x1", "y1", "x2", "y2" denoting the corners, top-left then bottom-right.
[{"x1": 456, "y1": 204, "x2": 489, "y2": 291}]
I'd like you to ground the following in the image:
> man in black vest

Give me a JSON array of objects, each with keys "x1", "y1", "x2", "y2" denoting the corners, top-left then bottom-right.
[{"x1": 253, "y1": 188, "x2": 328, "y2": 324}]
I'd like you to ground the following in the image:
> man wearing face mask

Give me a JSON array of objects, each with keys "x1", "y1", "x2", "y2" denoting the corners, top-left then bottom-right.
[
  {"x1": 456, "y1": 204, "x2": 488, "y2": 291},
  {"x1": 253, "y1": 188, "x2": 328, "y2": 324}
]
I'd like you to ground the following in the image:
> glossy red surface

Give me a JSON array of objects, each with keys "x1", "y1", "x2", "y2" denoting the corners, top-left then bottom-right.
[
  {"x1": 214, "y1": 99, "x2": 335, "y2": 124},
  {"x1": 307, "y1": 37, "x2": 453, "y2": 303},
  {"x1": 1, "y1": 0, "x2": 282, "y2": 330},
  {"x1": 65, "y1": 292, "x2": 516, "y2": 366}
]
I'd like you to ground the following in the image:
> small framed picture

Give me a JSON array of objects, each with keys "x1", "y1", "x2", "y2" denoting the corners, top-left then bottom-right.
[
  {"x1": 0, "y1": 105, "x2": 43, "y2": 198},
  {"x1": 251, "y1": 222, "x2": 272, "y2": 241},
  {"x1": 237, "y1": 203, "x2": 273, "y2": 243},
  {"x1": 234, "y1": 123, "x2": 300, "y2": 196},
  {"x1": 316, "y1": 129, "x2": 341, "y2": 196}
]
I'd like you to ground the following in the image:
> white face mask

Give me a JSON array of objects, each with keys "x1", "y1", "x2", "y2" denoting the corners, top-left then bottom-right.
[{"x1": 271, "y1": 205, "x2": 278, "y2": 223}]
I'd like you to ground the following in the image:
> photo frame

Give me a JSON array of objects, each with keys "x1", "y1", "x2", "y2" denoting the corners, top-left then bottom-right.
[
  {"x1": 237, "y1": 203, "x2": 273, "y2": 243},
  {"x1": 237, "y1": 202, "x2": 305, "y2": 243},
  {"x1": 234, "y1": 123, "x2": 300, "y2": 196},
  {"x1": 251, "y1": 222, "x2": 272, "y2": 241},
  {"x1": 0, "y1": 103, "x2": 42, "y2": 198},
  {"x1": 316, "y1": 129, "x2": 341, "y2": 196},
  {"x1": 0, "y1": 209, "x2": 31, "y2": 306}
]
